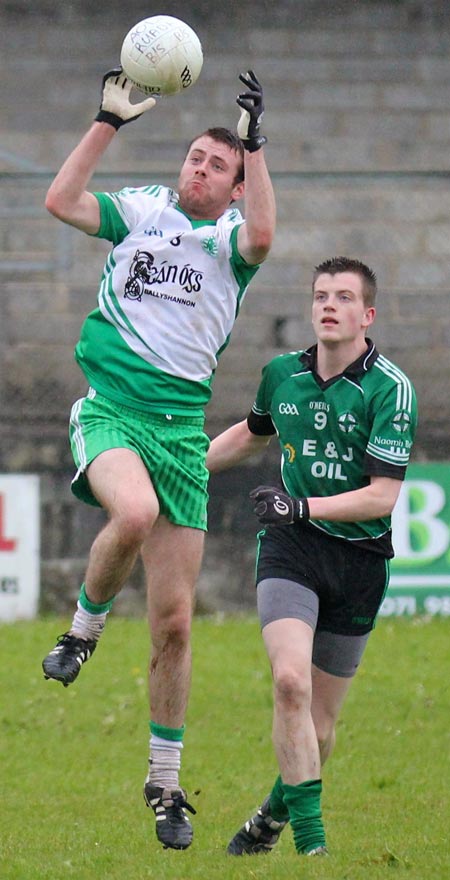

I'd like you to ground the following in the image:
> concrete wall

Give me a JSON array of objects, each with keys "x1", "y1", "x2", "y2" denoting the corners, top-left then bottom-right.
[{"x1": 1, "y1": 0, "x2": 450, "y2": 614}]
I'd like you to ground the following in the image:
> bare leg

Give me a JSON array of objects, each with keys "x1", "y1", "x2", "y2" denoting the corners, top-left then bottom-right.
[
  {"x1": 42, "y1": 447, "x2": 160, "y2": 686},
  {"x1": 141, "y1": 517, "x2": 204, "y2": 728},
  {"x1": 311, "y1": 665, "x2": 353, "y2": 766},
  {"x1": 140, "y1": 518, "x2": 203, "y2": 852},
  {"x1": 262, "y1": 618, "x2": 319, "y2": 784},
  {"x1": 84, "y1": 448, "x2": 160, "y2": 603}
]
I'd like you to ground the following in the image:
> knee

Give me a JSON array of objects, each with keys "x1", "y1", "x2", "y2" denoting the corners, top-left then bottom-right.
[
  {"x1": 152, "y1": 606, "x2": 192, "y2": 651},
  {"x1": 113, "y1": 499, "x2": 158, "y2": 546},
  {"x1": 272, "y1": 663, "x2": 311, "y2": 710}
]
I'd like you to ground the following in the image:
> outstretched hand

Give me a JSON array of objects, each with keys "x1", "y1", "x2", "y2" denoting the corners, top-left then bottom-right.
[
  {"x1": 249, "y1": 485, "x2": 310, "y2": 525},
  {"x1": 236, "y1": 70, "x2": 267, "y2": 152},
  {"x1": 95, "y1": 68, "x2": 158, "y2": 130}
]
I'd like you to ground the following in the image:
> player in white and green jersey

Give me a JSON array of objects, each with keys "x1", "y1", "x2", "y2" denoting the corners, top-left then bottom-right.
[
  {"x1": 207, "y1": 256, "x2": 417, "y2": 858},
  {"x1": 76, "y1": 182, "x2": 259, "y2": 415},
  {"x1": 41, "y1": 68, "x2": 276, "y2": 851}
]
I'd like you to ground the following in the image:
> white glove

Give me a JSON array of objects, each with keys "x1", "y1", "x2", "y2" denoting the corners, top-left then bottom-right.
[{"x1": 95, "y1": 68, "x2": 157, "y2": 130}]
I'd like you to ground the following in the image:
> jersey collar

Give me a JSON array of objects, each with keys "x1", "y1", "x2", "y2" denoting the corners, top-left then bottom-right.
[
  {"x1": 299, "y1": 339, "x2": 379, "y2": 380},
  {"x1": 174, "y1": 203, "x2": 217, "y2": 227}
]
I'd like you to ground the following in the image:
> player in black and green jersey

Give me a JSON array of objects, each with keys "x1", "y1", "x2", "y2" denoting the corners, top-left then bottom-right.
[
  {"x1": 41, "y1": 68, "x2": 275, "y2": 850},
  {"x1": 207, "y1": 256, "x2": 417, "y2": 857}
]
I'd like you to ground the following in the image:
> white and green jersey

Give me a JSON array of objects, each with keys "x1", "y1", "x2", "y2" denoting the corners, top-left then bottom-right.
[
  {"x1": 75, "y1": 185, "x2": 259, "y2": 414},
  {"x1": 248, "y1": 341, "x2": 418, "y2": 552}
]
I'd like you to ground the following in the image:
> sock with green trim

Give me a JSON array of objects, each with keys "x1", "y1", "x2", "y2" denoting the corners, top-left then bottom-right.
[
  {"x1": 146, "y1": 722, "x2": 185, "y2": 789},
  {"x1": 282, "y1": 779, "x2": 326, "y2": 854},
  {"x1": 71, "y1": 583, "x2": 114, "y2": 641},
  {"x1": 268, "y1": 774, "x2": 290, "y2": 823}
]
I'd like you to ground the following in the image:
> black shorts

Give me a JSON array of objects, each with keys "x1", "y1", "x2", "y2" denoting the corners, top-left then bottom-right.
[{"x1": 255, "y1": 522, "x2": 390, "y2": 636}]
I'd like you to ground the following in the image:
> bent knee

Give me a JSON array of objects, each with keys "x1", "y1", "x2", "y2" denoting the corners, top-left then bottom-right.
[{"x1": 113, "y1": 500, "x2": 159, "y2": 544}]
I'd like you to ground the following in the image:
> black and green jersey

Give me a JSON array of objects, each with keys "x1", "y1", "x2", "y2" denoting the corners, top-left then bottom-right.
[{"x1": 247, "y1": 341, "x2": 417, "y2": 552}]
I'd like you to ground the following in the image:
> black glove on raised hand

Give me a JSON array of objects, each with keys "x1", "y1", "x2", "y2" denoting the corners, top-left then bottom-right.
[
  {"x1": 95, "y1": 68, "x2": 157, "y2": 130},
  {"x1": 250, "y1": 485, "x2": 310, "y2": 525},
  {"x1": 236, "y1": 70, "x2": 267, "y2": 152}
]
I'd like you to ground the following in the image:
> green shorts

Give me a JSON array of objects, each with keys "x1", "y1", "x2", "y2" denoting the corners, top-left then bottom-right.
[{"x1": 69, "y1": 390, "x2": 210, "y2": 530}]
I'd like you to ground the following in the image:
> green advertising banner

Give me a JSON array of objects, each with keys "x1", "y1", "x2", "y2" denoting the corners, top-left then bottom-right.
[{"x1": 382, "y1": 463, "x2": 450, "y2": 617}]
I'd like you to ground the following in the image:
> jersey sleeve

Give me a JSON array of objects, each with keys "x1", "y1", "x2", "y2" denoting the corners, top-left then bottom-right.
[
  {"x1": 364, "y1": 377, "x2": 418, "y2": 480},
  {"x1": 247, "y1": 362, "x2": 277, "y2": 435},
  {"x1": 93, "y1": 191, "x2": 131, "y2": 245},
  {"x1": 93, "y1": 187, "x2": 155, "y2": 245},
  {"x1": 247, "y1": 410, "x2": 276, "y2": 435},
  {"x1": 229, "y1": 224, "x2": 260, "y2": 288}
]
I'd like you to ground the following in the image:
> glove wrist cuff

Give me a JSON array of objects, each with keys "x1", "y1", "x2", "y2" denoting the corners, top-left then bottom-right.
[
  {"x1": 242, "y1": 135, "x2": 267, "y2": 153},
  {"x1": 294, "y1": 497, "x2": 310, "y2": 522},
  {"x1": 95, "y1": 110, "x2": 123, "y2": 130}
]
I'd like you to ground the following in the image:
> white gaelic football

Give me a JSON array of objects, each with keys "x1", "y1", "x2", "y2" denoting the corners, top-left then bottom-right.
[{"x1": 120, "y1": 15, "x2": 203, "y2": 97}]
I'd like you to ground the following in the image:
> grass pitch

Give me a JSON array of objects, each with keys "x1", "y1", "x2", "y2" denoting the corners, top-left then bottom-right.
[{"x1": 1, "y1": 615, "x2": 449, "y2": 879}]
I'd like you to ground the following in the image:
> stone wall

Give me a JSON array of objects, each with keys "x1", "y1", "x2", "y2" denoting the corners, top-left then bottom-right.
[{"x1": 1, "y1": 0, "x2": 450, "y2": 614}]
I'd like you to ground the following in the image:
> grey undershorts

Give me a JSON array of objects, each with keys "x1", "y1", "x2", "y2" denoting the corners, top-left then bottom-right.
[{"x1": 257, "y1": 577, "x2": 370, "y2": 679}]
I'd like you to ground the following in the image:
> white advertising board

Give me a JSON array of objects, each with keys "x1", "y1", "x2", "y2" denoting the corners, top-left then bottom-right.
[{"x1": 0, "y1": 475, "x2": 40, "y2": 622}]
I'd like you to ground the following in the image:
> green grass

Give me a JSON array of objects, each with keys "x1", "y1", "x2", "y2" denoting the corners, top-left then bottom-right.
[{"x1": 1, "y1": 615, "x2": 449, "y2": 879}]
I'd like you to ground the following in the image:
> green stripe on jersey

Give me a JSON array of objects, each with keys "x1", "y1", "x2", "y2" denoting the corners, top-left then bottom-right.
[
  {"x1": 253, "y1": 348, "x2": 417, "y2": 543},
  {"x1": 75, "y1": 315, "x2": 212, "y2": 415},
  {"x1": 82, "y1": 185, "x2": 259, "y2": 413}
]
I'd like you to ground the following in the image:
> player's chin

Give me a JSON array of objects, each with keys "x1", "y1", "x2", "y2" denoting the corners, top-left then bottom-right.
[
  {"x1": 180, "y1": 191, "x2": 207, "y2": 215},
  {"x1": 317, "y1": 323, "x2": 340, "y2": 336},
  {"x1": 317, "y1": 328, "x2": 342, "y2": 344}
]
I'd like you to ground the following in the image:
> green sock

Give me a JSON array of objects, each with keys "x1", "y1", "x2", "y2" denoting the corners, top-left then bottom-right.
[
  {"x1": 149, "y1": 721, "x2": 185, "y2": 742},
  {"x1": 282, "y1": 779, "x2": 326, "y2": 854},
  {"x1": 79, "y1": 582, "x2": 114, "y2": 614},
  {"x1": 268, "y1": 775, "x2": 290, "y2": 822}
]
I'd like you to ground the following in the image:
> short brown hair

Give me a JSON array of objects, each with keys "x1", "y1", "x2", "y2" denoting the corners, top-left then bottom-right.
[
  {"x1": 185, "y1": 127, "x2": 245, "y2": 184},
  {"x1": 313, "y1": 256, "x2": 377, "y2": 307}
]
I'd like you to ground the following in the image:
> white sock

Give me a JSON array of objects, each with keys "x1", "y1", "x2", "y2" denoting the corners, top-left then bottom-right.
[
  {"x1": 70, "y1": 601, "x2": 108, "y2": 641},
  {"x1": 146, "y1": 734, "x2": 183, "y2": 789}
]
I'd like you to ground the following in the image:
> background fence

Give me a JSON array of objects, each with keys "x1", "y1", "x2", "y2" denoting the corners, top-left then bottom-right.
[
  {"x1": 1, "y1": 169, "x2": 450, "y2": 613},
  {"x1": 1, "y1": 0, "x2": 450, "y2": 613}
]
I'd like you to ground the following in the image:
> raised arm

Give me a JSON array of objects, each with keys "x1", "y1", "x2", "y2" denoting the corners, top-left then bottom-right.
[
  {"x1": 45, "y1": 123, "x2": 114, "y2": 233},
  {"x1": 207, "y1": 419, "x2": 272, "y2": 474},
  {"x1": 235, "y1": 71, "x2": 276, "y2": 265},
  {"x1": 45, "y1": 69, "x2": 157, "y2": 234}
]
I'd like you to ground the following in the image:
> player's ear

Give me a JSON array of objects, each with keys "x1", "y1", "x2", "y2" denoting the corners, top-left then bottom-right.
[
  {"x1": 231, "y1": 180, "x2": 245, "y2": 202},
  {"x1": 363, "y1": 306, "x2": 376, "y2": 328}
]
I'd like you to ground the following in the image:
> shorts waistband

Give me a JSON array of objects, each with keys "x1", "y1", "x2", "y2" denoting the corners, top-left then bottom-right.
[{"x1": 89, "y1": 390, "x2": 205, "y2": 427}]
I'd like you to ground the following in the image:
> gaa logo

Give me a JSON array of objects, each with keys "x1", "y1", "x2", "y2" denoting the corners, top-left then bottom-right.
[
  {"x1": 279, "y1": 402, "x2": 299, "y2": 415},
  {"x1": 338, "y1": 412, "x2": 357, "y2": 433},
  {"x1": 392, "y1": 411, "x2": 411, "y2": 433}
]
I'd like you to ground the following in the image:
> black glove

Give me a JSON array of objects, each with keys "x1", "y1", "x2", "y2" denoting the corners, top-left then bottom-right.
[
  {"x1": 250, "y1": 485, "x2": 310, "y2": 525},
  {"x1": 95, "y1": 68, "x2": 157, "y2": 130},
  {"x1": 236, "y1": 70, "x2": 267, "y2": 152}
]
